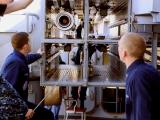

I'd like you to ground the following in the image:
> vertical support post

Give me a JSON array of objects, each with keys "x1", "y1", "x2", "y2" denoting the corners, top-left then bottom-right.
[
  {"x1": 40, "y1": 0, "x2": 46, "y2": 85},
  {"x1": 83, "y1": 0, "x2": 89, "y2": 82},
  {"x1": 116, "y1": 87, "x2": 119, "y2": 113},
  {"x1": 40, "y1": 43, "x2": 46, "y2": 85},
  {"x1": 151, "y1": 33, "x2": 158, "y2": 68},
  {"x1": 26, "y1": 14, "x2": 30, "y2": 33},
  {"x1": 128, "y1": 0, "x2": 132, "y2": 32}
]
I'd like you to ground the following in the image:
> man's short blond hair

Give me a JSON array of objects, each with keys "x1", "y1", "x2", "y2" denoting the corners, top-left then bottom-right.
[{"x1": 120, "y1": 32, "x2": 146, "y2": 59}]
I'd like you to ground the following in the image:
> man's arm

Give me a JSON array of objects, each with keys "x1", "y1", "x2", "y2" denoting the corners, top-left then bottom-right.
[
  {"x1": 4, "y1": 0, "x2": 33, "y2": 14},
  {"x1": 26, "y1": 53, "x2": 41, "y2": 64}
]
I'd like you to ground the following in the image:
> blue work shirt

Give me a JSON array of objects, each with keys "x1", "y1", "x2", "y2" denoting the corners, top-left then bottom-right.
[
  {"x1": 126, "y1": 59, "x2": 160, "y2": 120},
  {"x1": 1, "y1": 50, "x2": 41, "y2": 101}
]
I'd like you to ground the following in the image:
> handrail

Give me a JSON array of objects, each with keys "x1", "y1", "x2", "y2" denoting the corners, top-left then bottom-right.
[
  {"x1": 5, "y1": 13, "x2": 39, "y2": 20},
  {"x1": 23, "y1": 13, "x2": 39, "y2": 20},
  {"x1": 0, "y1": 13, "x2": 39, "y2": 33}
]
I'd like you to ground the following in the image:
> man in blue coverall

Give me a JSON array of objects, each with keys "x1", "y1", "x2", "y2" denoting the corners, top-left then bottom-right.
[
  {"x1": 1, "y1": 32, "x2": 53, "y2": 120},
  {"x1": 118, "y1": 32, "x2": 160, "y2": 120}
]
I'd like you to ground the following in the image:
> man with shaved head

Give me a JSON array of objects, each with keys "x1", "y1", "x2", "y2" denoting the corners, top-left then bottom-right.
[{"x1": 118, "y1": 32, "x2": 160, "y2": 120}]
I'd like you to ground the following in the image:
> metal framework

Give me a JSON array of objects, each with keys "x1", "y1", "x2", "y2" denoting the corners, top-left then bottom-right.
[{"x1": 40, "y1": 0, "x2": 127, "y2": 87}]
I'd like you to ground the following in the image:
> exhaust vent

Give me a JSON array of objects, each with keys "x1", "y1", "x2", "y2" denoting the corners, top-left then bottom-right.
[{"x1": 55, "y1": 12, "x2": 74, "y2": 31}]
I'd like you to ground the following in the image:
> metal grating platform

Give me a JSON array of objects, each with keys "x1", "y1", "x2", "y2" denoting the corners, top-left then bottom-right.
[
  {"x1": 41, "y1": 54, "x2": 126, "y2": 87},
  {"x1": 49, "y1": 65, "x2": 83, "y2": 81}
]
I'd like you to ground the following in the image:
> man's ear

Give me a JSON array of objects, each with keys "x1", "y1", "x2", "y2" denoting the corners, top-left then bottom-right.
[
  {"x1": 22, "y1": 44, "x2": 28, "y2": 51},
  {"x1": 120, "y1": 49, "x2": 126, "y2": 59},
  {"x1": 123, "y1": 50, "x2": 128, "y2": 58}
]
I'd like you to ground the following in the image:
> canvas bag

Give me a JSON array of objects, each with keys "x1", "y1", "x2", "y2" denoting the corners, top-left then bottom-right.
[{"x1": 44, "y1": 86, "x2": 62, "y2": 105}]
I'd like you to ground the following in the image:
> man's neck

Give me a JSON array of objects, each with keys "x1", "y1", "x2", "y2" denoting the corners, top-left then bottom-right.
[
  {"x1": 125, "y1": 57, "x2": 138, "y2": 69},
  {"x1": 19, "y1": 50, "x2": 27, "y2": 56}
]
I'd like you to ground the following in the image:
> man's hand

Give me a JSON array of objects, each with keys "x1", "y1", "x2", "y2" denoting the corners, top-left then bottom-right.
[
  {"x1": 37, "y1": 48, "x2": 44, "y2": 55},
  {"x1": 25, "y1": 109, "x2": 34, "y2": 120}
]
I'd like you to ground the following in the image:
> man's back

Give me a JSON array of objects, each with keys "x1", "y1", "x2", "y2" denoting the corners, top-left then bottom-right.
[
  {"x1": 126, "y1": 60, "x2": 160, "y2": 120},
  {"x1": 1, "y1": 50, "x2": 29, "y2": 100}
]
